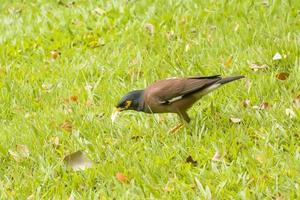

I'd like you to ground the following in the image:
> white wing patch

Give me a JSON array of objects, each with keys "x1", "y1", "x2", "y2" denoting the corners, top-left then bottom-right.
[
  {"x1": 168, "y1": 95, "x2": 183, "y2": 103},
  {"x1": 196, "y1": 83, "x2": 221, "y2": 97}
]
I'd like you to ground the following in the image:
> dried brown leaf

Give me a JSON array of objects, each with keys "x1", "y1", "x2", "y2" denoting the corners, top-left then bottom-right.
[
  {"x1": 243, "y1": 99, "x2": 251, "y2": 108},
  {"x1": 64, "y1": 150, "x2": 93, "y2": 171},
  {"x1": 186, "y1": 155, "x2": 198, "y2": 166},
  {"x1": 260, "y1": 102, "x2": 271, "y2": 110},
  {"x1": 116, "y1": 172, "x2": 128, "y2": 183},
  {"x1": 224, "y1": 56, "x2": 233, "y2": 68},
  {"x1": 293, "y1": 95, "x2": 300, "y2": 106},
  {"x1": 60, "y1": 120, "x2": 73, "y2": 132},
  {"x1": 144, "y1": 23, "x2": 154, "y2": 35},
  {"x1": 70, "y1": 95, "x2": 78, "y2": 102},
  {"x1": 50, "y1": 50, "x2": 61, "y2": 60},
  {"x1": 276, "y1": 72, "x2": 289, "y2": 80},
  {"x1": 252, "y1": 102, "x2": 271, "y2": 110}
]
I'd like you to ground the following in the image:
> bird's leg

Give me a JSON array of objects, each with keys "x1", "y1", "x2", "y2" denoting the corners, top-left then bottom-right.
[{"x1": 169, "y1": 111, "x2": 190, "y2": 134}]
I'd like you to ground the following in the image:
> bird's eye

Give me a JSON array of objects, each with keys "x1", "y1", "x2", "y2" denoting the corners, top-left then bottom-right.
[{"x1": 125, "y1": 100, "x2": 132, "y2": 108}]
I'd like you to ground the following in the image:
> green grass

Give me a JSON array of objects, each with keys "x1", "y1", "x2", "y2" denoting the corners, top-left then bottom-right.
[{"x1": 0, "y1": 0, "x2": 299, "y2": 199}]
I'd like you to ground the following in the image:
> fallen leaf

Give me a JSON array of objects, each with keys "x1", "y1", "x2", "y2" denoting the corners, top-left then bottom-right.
[
  {"x1": 70, "y1": 95, "x2": 78, "y2": 102},
  {"x1": 275, "y1": 195, "x2": 284, "y2": 200},
  {"x1": 245, "y1": 79, "x2": 252, "y2": 93},
  {"x1": 234, "y1": 23, "x2": 240, "y2": 32},
  {"x1": 85, "y1": 99, "x2": 93, "y2": 107},
  {"x1": 68, "y1": 192, "x2": 75, "y2": 200},
  {"x1": 24, "y1": 112, "x2": 30, "y2": 118},
  {"x1": 64, "y1": 150, "x2": 93, "y2": 171},
  {"x1": 50, "y1": 50, "x2": 61, "y2": 60},
  {"x1": 144, "y1": 23, "x2": 154, "y2": 35},
  {"x1": 255, "y1": 153, "x2": 266, "y2": 163},
  {"x1": 116, "y1": 172, "x2": 128, "y2": 183},
  {"x1": 276, "y1": 72, "x2": 289, "y2": 80},
  {"x1": 212, "y1": 150, "x2": 221, "y2": 162},
  {"x1": 131, "y1": 135, "x2": 143, "y2": 140},
  {"x1": 96, "y1": 112, "x2": 105, "y2": 119},
  {"x1": 16, "y1": 144, "x2": 30, "y2": 157},
  {"x1": 42, "y1": 83, "x2": 53, "y2": 91},
  {"x1": 9, "y1": 144, "x2": 30, "y2": 162},
  {"x1": 186, "y1": 155, "x2": 198, "y2": 166},
  {"x1": 224, "y1": 56, "x2": 233, "y2": 68},
  {"x1": 93, "y1": 7, "x2": 105, "y2": 15},
  {"x1": 249, "y1": 63, "x2": 269, "y2": 72},
  {"x1": 230, "y1": 117, "x2": 241, "y2": 124},
  {"x1": 285, "y1": 108, "x2": 296, "y2": 118},
  {"x1": 293, "y1": 95, "x2": 300, "y2": 106},
  {"x1": 260, "y1": 102, "x2": 271, "y2": 110},
  {"x1": 252, "y1": 102, "x2": 271, "y2": 110},
  {"x1": 185, "y1": 43, "x2": 190, "y2": 52},
  {"x1": 27, "y1": 194, "x2": 34, "y2": 200},
  {"x1": 243, "y1": 99, "x2": 251, "y2": 108},
  {"x1": 166, "y1": 30, "x2": 175, "y2": 40},
  {"x1": 164, "y1": 185, "x2": 174, "y2": 192},
  {"x1": 60, "y1": 120, "x2": 73, "y2": 132},
  {"x1": 262, "y1": 0, "x2": 269, "y2": 6},
  {"x1": 273, "y1": 52, "x2": 282, "y2": 60},
  {"x1": 49, "y1": 136, "x2": 60, "y2": 147},
  {"x1": 8, "y1": 7, "x2": 22, "y2": 15},
  {"x1": 8, "y1": 150, "x2": 21, "y2": 162}
]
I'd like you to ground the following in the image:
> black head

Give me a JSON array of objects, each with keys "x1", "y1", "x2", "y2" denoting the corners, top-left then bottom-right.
[{"x1": 116, "y1": 90, "x2": 144, "y2": 112}]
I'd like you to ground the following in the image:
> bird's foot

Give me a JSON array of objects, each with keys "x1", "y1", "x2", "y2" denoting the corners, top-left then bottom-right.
[{"x1": 168, "y1": 123, "x2": 184, "y2": 134}]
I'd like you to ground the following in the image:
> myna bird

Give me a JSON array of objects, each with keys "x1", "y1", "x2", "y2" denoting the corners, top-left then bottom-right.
[{"x1": 112, "y1": 75, "x2": 244, "y2": 126}]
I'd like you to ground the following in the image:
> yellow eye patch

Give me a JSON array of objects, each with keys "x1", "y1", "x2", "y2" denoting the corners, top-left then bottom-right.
[{"x1": 125, "y1": 100, "x2": 132, "y2": 108}]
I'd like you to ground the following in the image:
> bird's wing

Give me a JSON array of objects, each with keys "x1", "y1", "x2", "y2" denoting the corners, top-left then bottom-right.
[{"x1": 145, "y1": 75, "x2": 222, "y2": 104}]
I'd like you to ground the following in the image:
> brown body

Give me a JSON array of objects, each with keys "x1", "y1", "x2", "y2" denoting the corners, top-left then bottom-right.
[{"x1": 143, "y1": 76, "x2": 228, "y2": 122}]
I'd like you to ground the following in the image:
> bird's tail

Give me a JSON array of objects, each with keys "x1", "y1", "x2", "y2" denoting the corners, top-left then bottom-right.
[{"x1": 217, "y1": 75, "x2": 245, "y2": 85}]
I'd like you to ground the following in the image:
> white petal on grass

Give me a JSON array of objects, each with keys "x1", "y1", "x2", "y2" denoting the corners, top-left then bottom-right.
[
  {"x1": 285, "y1": 108, "x2": 296, "y2": 118},
  {"x1": 64, "y1": 150, "x2": 93, "y2": 171},
  {"x1": 273, "y1": 52, "x2": 282, "y2": 60},
  {"x1": 230, "y1": 117, "x2": 241, "y2": 123}
]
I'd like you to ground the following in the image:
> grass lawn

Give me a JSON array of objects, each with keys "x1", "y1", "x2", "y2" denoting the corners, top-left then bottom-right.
[{"x1": 0, "y1": 0, "x2": 299, "y2": 199}]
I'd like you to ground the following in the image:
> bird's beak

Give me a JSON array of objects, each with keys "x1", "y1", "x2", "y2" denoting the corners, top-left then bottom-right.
[{"x1": 111, "y1": 108, "x2": 122, "y2": 122}]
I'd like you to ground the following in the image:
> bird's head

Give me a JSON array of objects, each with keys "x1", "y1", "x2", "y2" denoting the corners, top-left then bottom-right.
[{"x1": 111, "y1": 90, "x2": 144, "y2": 122}]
